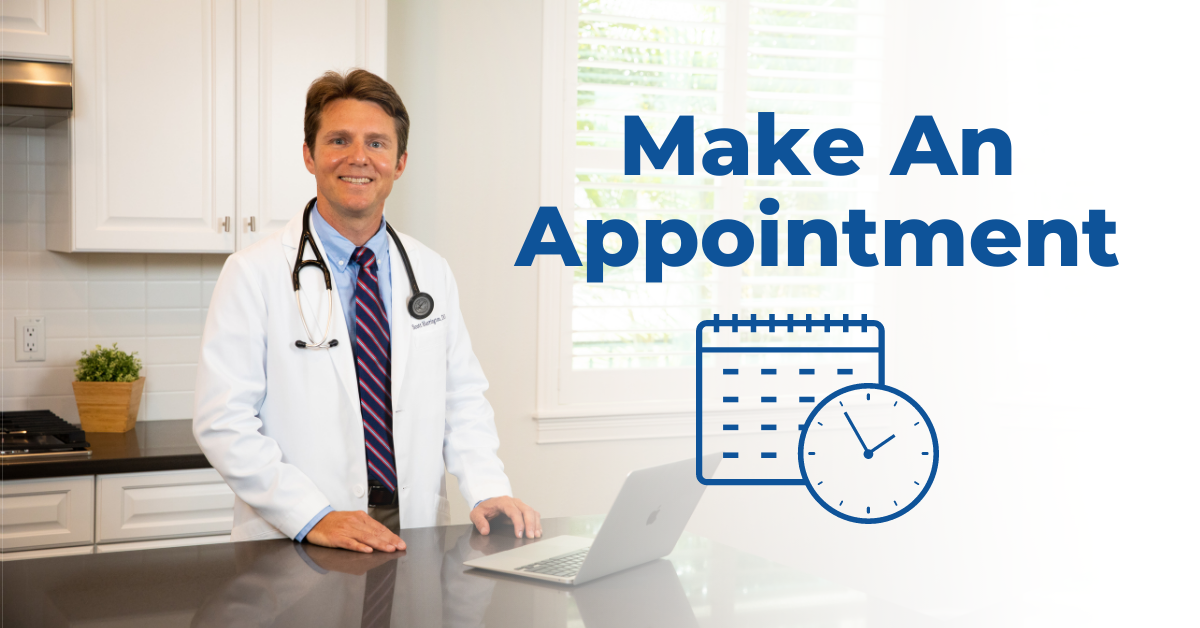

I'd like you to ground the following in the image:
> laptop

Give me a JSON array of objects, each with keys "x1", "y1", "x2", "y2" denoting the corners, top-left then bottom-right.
[{"x1": 463, "y1": 454, "x2": 720, "y2": 585}]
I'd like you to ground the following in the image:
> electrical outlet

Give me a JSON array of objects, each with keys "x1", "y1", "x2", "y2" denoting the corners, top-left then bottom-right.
[{"x1": 15, "y1": 316, "x2": 46, "y2": 362}]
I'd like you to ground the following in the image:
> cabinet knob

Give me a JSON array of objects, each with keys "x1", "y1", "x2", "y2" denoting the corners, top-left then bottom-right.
[
  {"x1": 247, "y1": 216, "x2": 257, "y2": 232},
  {"x1": 220, "y1": 216, "x2": 231, "y2": 232}
]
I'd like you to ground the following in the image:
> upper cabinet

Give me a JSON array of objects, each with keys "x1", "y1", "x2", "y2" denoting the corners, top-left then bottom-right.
[
  {"x1": 46, "y1": 0, "x2": 387, "y2": 253},
  {"x1": 0, "y1": 0, "x2": 73, "y2": 61},
  {"x1": 236, "y1": 0, "x2": 388, "y2": 249}
]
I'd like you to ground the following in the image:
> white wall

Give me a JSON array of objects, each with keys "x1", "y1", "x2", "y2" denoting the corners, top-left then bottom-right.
[
  {"x1": 387, "y1": 1, "x2": 1200, "y2": 626},
  {"x1": 0, "y1": 127, "x2": 224, "y2": 422}
]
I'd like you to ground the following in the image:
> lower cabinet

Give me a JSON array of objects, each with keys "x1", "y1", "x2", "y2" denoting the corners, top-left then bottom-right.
[
  {"x1": 0, "y1": 476, "x2": 95, "y2": 552},
  {"x1": 0, "y1": 468, "x2": 235, "y2": 560},
  {"x1": 96, "y1": 468, "x2": 235, "y2": 543}
]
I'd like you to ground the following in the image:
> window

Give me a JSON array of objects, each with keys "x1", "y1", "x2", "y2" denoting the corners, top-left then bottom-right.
[{"x1": 537, "y1": 0, "x2": 884, "y2": 439}]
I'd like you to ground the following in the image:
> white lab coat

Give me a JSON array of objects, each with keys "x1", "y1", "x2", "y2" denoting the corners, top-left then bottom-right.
[{"x1": 193, "y1": 210, "x2": 512, "y2": 542}]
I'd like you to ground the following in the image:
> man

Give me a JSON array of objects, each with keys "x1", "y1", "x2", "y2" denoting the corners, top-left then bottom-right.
[{"x1": 194, "y1": 69, "x2": 539, "y2": 553}]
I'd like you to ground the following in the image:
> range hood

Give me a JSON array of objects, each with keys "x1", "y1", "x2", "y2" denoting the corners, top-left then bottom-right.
[{"x1": 1, "y1": 59, "x2": 72, "y2": 128}]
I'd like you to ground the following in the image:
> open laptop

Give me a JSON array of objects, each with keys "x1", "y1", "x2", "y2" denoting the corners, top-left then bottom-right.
[{"x1": 463, "y1": 454, "x2": 720, "y2": 585}]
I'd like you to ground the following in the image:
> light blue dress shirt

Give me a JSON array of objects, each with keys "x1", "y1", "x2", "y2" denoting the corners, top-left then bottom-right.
[{"x1": 295, "y1": 208, "x2": 392, "y2": 542}]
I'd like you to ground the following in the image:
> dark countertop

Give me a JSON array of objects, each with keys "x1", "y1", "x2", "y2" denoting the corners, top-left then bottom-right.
[
  {"x1": 0, "y1": 419, "x2": 210, "y2": 481},
  {"x1": 0, "y1": 516, "x2": 917, "y2": 628}
]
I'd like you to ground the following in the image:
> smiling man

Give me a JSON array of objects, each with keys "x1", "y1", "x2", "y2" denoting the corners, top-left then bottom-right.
[{"x1": 194, "y1": 69, "x2": 540, "y2": 553}]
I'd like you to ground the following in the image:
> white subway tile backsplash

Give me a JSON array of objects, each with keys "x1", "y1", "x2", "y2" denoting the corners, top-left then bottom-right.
[
  {"x1": 44, "y1": 309, "x2": 89, "y2": 338},
  {"x1": 23, "y1": 395, "x2": 80, "y2": 423},
  {"x1": 1, "y1": 128, "x2": 27, "y2": 162},
  {"x1": 26, "y1": 130, "x2": 44, "y2": 164},
  {"x1": 147, "y1": 336, "x2": 201, "y2": 365},
  {"x1": 146, "y1": 254, "x2": 202, "y2": 280},
  {"x1": 0, "y1": 397, "x2": 30, "y2": 412},
  {"x1": 29, "y1": 280, "x2": 88, "y2": 309},
  {"x1": 146, "y1": 281, "x2": 200, "y2": 308},
  {"x1": 26, "y1": 223, "x2": 45, "y2": 250},
  {"x1": 7, "y1": 366, "x2": 76, "y2": 397},
  {"x1": 89, "y1": 281, "x2": 146, "y2": 309},
  {"x1": 202, "y1": 254, "x2": 228, "y2": 279},
  {"x1": 3, "y1": 128, "x2": 209, "y2": 422},
  {"x1": 47, "y1": 338, "x2": 83, "y2": 368},
  {"x1": 2, "y1": 223, "x2": 28, "y2": 250},
  {"x1": 147, "y1": 308, "x2": 202, "y2": 337},
  {"x1": 201, "y1": 280, "x2": 217, "y2": 308},
  {"x1": 2, "y1": 163, "x2": 28, "y2": 193},
  {"x1": 2, "y1": 191, "x2": 29, "y2": 222},
  {"x1": 89, "y1": 309, "x2": 146, "y2": 337},
  {"x1": 2, "y1": 280, "x2": 28, "y2": 310},
  {"x1": 145, "y1": 391, "x2": 193, "y2": 420},
  {"x1": 144, "y1": 364, "x2": 197, "y2": 393},
  {"x1": 1, "y1": 310, "x2": 27, "y2": 339},
  {"x1": 88, "y1": 253, "x2": 146, "y2": 280},
  {"x1": 26, "y1": 191, "x2": 45, "y2": 223},
  {"x1": 2, "y1": 251, "x2": 30, "y2": 280},
  {"x1": 29, "y1": 250, "x2": 89, "y2": 281}
]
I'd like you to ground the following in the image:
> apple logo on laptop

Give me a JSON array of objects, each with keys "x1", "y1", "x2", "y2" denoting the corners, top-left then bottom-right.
[{"x1": 646, "y1": 507, "x2": 660, "y2": 526}]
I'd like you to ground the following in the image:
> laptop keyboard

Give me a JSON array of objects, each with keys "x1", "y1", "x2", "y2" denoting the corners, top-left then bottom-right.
[{"x1": 516, "y1": 547, "x2": 590, "y2": 578}]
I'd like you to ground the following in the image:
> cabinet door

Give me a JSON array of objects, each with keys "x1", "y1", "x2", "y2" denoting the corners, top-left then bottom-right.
[
  {"x1": 61, "y1": 0, "x2": 237, "y2": 252},
  {"x1": 96, "y1": 468, "x2": 234, "y2": 543},
  {"x1": 236, "y1": 0, "x2": 387, "y2": 249},
  {"x1": 0, "y1": 476, "x2": 95, "y2": 552},
  {"x1": 0, "y1": 0, "x2": 73, "y2": 61}
]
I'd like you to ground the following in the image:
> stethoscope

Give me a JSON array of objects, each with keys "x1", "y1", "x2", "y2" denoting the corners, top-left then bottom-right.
[{"x1": 293, "y1": 198, "x2": 434, "y2": 349}]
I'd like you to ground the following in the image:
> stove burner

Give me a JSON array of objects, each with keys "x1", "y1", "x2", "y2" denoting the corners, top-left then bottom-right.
[{"x1": 0, "y1": 410, "x2": 90, "y2": 456}]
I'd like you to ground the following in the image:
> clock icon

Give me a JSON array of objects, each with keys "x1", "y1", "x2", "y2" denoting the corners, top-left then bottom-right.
[{"x1": 798, "y1": 383, "x2": 938, "y2": 523}]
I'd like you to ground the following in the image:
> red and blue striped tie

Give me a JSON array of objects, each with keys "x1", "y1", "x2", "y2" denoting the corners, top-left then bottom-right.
[{"x1": 351, "y1": 246, "x2": 397, "y2": 492}]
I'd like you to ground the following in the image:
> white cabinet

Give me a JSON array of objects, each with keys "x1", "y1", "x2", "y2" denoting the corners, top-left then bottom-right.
[
  {"x1": 46, "y1": 0, "x2": 388, "y2": 253},
  {"x1": 236, "y1": 0, "x2": 388, "y2": 249},
  {"x1": 52, "y1": 0, "x2": 238, "y2": 253},
  {"x1": 96, "y1": 468, "x2": 234, "y2": 543},
  {"x1": 0, "y1": 0, "x2": 73, "y2": 61},
  {"x1": 0, "y1": 475, "x2": 94, "y2": 552}
]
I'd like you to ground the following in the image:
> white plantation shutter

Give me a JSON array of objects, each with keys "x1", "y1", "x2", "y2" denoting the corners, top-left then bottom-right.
[{"x1": 538, "y1": 0, "x2": 884, "y2": 422}]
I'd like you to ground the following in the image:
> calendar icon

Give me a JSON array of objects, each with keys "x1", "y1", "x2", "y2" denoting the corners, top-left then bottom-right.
[{"x1": 695, "y1": 314, "x2": 885, "y2": 486}]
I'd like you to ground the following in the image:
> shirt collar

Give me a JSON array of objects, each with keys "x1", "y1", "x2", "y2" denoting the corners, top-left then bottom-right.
[{"x1": 310, "y1": 206, "x2": 389, "y2": 270}]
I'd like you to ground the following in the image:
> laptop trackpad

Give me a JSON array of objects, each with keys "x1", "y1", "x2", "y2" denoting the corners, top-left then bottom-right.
[{"x1": 464, "y1": 535, "x2": 593, "y2": 571}]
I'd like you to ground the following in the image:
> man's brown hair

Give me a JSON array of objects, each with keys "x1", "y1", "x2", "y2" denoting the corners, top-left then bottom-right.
[{"x1": 304, "y1": 69, "x2": 409, "y2": 161}]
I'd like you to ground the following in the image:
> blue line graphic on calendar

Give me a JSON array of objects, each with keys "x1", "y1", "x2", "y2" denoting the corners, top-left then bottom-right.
[{"x1": 695, "y1": 314, "x2": 940, "y2": 524}]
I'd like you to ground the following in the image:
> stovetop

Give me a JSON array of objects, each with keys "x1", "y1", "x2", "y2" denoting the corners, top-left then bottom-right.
[{"x1": 0, "y1": 410, "x2": 91, "y2": 457}]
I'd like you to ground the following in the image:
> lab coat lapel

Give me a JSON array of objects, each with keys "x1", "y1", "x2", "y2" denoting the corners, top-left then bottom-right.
[
  {"x1": 387, "y1": 231, "x2": 413, "y2": 410},
  {"x1": 279, "y1": 213, "x2": 360, "y2": 410}
]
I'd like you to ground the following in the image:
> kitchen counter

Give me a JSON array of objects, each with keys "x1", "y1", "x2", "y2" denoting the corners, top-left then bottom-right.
[
  {"x1": 0, "y1": 419, "x2": 209, "y2": 481},
  {"x1": 0, "y1": 516, "x2": 918, "y2": 627}
]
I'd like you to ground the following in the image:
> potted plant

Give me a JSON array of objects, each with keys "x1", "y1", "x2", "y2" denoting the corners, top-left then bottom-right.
[{"x1": 72, "y1": 343, "x2": 145, "y2": 433}]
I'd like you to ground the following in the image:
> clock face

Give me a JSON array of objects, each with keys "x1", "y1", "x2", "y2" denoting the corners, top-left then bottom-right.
[{"x1": 798, "y1": 383, "x2": 938, "y2": 523}]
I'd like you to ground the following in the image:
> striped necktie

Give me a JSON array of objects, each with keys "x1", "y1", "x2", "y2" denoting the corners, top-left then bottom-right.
[{"x1": 351, "y1": 246, "x2": 397, "y2": 493}]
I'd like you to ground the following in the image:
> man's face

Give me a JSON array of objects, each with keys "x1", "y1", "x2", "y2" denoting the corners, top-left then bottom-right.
[{"x1": 303, "y1": 98, "x2": 407, "y2": 220}]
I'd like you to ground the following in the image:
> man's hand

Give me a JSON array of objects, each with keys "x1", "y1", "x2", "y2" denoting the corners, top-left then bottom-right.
[
  {"x1": 304, "y1": 510, "x2": 405, "y2": 553},
  {"x1": 469, "y1": 497, "x2": 542, "y2": 539}
]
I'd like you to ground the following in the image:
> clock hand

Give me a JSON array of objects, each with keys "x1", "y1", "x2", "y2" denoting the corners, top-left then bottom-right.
[
  {"x1": 843, "y1": 412, "x2": 870, "y2": 453},
  {"x1": 867, "y1": 434, "x2": 896, "y2": 454}
]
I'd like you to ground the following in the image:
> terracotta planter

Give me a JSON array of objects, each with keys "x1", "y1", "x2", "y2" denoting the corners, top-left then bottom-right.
[{"x1": 72, "y1": 377, "x2": 145, "y2": 433}]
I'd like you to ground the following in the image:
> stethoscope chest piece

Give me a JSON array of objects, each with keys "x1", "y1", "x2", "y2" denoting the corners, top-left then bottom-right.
[{"x1": 408, "y1": 292, "x2": 434, "y2": 320}]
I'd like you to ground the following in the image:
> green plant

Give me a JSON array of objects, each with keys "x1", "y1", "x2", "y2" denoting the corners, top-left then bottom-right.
[{"x1": 75, "y1": 343, "x2": 143, "y2": 383}]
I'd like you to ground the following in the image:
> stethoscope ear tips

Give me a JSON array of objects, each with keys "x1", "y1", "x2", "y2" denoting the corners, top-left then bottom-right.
[{"x1": 408, "y1": 292, "x2": 434, "y2": 320}]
